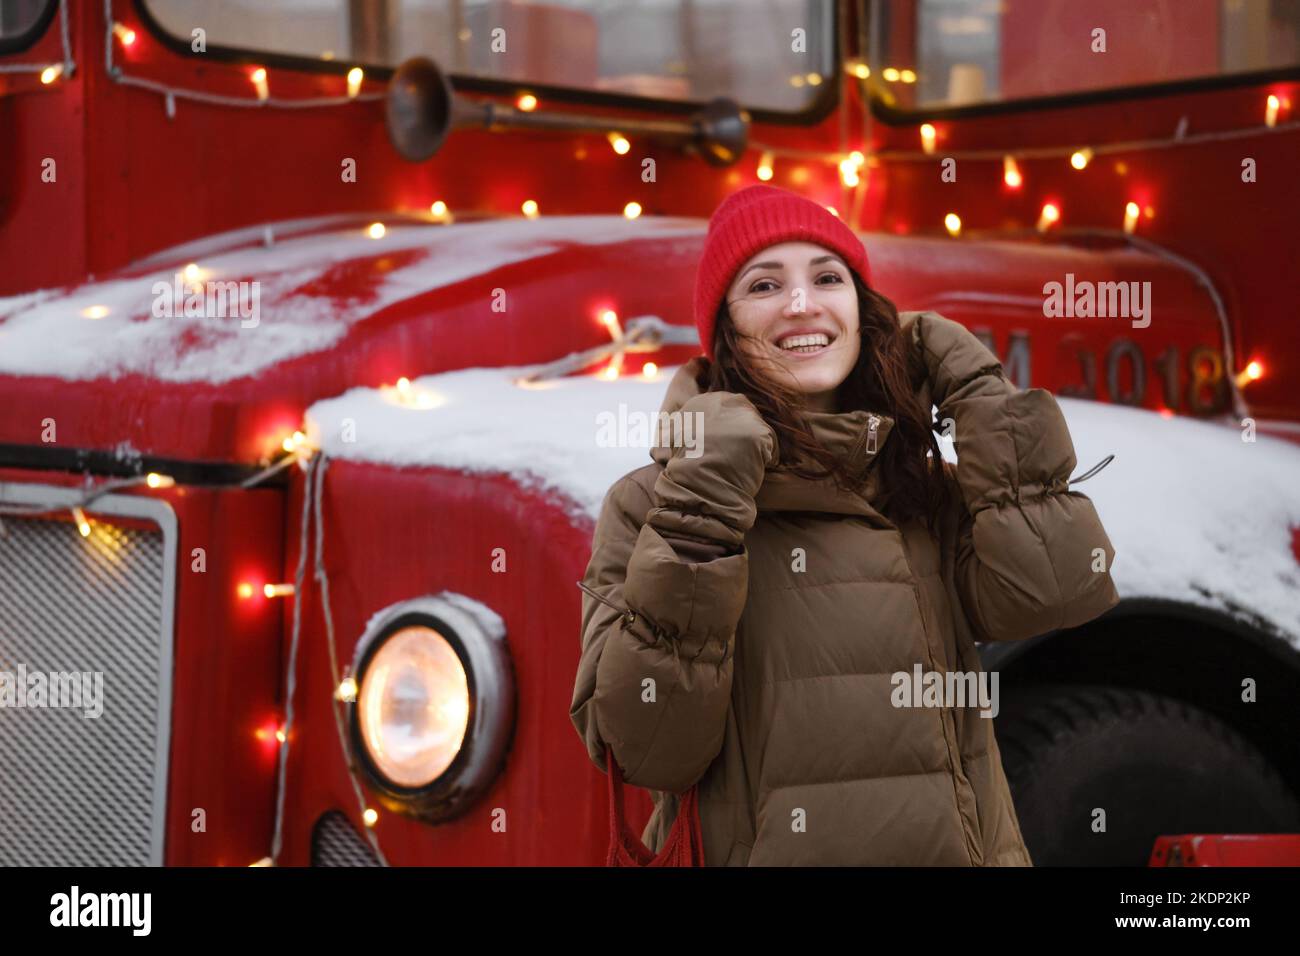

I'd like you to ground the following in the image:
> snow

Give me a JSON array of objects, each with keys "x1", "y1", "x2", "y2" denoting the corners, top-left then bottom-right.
[
  {"x1": 306, "y1": 364, "x2": 1300, "y2": 644},
  {"x1": 0, "y1": 216, "x2": 705, "y2": 384}
]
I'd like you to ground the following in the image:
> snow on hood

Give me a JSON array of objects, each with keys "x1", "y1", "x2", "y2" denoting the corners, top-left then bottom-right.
[
  {"x1": 306, "y1": 364, "x2": 1300, "y2": 644},
  {"x1": 0, "y1": 216, "x2": 704, "y2": 384}
]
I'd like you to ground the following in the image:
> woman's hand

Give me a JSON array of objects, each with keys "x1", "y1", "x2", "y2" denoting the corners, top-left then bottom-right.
[
  {"x1": 649, "y1": 390, "x2": 778, "y2": 545},
  {"x1": 903, "y1": 311, "x2": 1004, "y2": 409}
]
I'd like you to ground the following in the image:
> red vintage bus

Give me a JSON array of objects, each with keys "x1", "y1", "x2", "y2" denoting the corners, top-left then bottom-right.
[{"x1": 1, "y1": 0, "x2": 1298, "y2": 867}]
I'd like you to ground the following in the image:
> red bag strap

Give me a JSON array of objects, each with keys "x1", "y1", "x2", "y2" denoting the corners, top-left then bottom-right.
[{"x1": 604, "y1": 743, "x2": 705, "y2": 866}]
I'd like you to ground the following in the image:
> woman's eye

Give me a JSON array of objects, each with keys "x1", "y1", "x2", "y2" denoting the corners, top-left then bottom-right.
[
  {"x1": 750, "y1": 278, "x2": 778, "y2": 293},
  {"x1": 818, "y1": 272, "x2": 844, "y2": 284}
]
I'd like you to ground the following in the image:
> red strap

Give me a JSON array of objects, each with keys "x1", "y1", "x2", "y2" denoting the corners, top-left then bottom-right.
[{"x1": 604, "y1": 743, "x2": 705, "y2": 866}]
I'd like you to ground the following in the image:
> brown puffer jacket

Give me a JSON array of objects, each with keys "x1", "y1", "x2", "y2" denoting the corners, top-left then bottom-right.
[{"x1": 570, "y1": 311, "x2": 1119, "y2": 866}]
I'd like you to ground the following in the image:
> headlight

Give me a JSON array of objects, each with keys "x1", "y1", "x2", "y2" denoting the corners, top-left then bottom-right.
[
  {"x1": 349, "y1": 594, "x2": 514, "y2": 822},
  {"x1": 356, "y1": 624, "x2": 470, "y2": 788}
]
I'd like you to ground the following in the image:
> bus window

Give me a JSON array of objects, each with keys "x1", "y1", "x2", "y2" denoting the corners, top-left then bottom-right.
[
  {"x1": 142, "y1": 0, "x2": 835, "y2": 114},
  {"x1": 869, "y1": 0, "x2": 1300, "y2": 111}
]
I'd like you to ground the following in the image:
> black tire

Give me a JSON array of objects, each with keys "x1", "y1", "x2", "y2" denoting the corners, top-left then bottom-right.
[{"x1": 994, "y1": 684, "x2": 1300, "y2": 866}]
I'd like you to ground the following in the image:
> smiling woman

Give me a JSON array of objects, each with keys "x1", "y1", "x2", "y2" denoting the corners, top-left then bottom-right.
[{"x1": 571, "y1": 182, "x2": 1120, "y2": 867}]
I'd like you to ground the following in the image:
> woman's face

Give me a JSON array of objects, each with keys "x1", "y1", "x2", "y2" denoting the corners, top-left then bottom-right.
[{"x1": 723, "y1": 241, "x2": 861, "y2": 412}]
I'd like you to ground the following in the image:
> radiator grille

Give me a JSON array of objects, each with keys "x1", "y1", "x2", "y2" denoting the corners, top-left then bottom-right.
[
  {"x1": 312, "y1": 812, "x2": 381, "y2": 867},
  {"x1": 0, "y1": 512, "x2": 170, "y2": 865}
]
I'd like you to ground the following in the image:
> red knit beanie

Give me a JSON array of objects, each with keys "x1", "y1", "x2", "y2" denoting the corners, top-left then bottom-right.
[{"x1": 693, "y1": 184, "x2": 872, "y2": 360}]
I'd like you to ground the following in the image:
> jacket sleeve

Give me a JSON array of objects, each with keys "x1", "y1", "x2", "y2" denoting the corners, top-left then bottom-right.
[
  {"x1": 569, "y1": 472, "x2": 748, "y2": 794},
  {"x1": 912, "y1": 311, "x2": 1120, "y2": 642}
]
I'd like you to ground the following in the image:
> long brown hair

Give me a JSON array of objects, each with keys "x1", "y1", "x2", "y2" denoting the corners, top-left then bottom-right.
[{"x1": 702, "y1": 271, "x2": 949, "y2": 530}]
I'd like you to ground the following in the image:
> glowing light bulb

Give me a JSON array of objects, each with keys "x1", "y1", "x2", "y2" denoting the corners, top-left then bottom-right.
[
  {"x1": 838, "y1": 158, "x2": 860, "y2": 188},
  {"x1": 757, "y1": 151, "x2": 774, "y2": 181},
  {"x1": 944, "y1": 213, "x2": 962, "y2": 237},
  {"x1": 601, "y1": 365, "x2": 620, "y2": 381},
  {"x1": 73, "y1": 507, "x2": 91, "y2": 538},
  {"x1": 336, "y1": 677, "x2": 358, "y2": 702},
  {"x1": 396, "y1": 376, "x2": 411, "y2": 394},
  {"x1": 146, "y1": 473, "x2": 174, "y2": 489},
  {"x1": 1037, "y1": 202, "x2": 1061, "y2": 232},
  {"x1": 1235, "y1": 360, "x2": 1265, "y2": 388},
  {"x1": 237, "y1": 582, "x2": 255, "y2": 600},
  {"x1": 1265, "y1": 94, "x2": 1280, "y2": 127},
  {"x1": 363, "y1": 808, "x2": 378, "y2": 827},
  {"x1": 263, "y1": 583, "x2": 295, "y2": 598},
  {"x1": 516, "y1": 93, "x2": 537, "y2": 111},
  {"x1": 184, "y1": 262, "x2": 201, "y2": 282},
  {"x1": 899, "y1": 68, "x2": 916, "y2": 83},
  {"x1": 599, "y1": 309, "x2": 623, "y2": 340},
  {"x1": 346, "y1": 67, "x2": 363, "y2": 98},
  {"x1": 1003, "y1": 156, "x2": 1022, "y2": 189},
  {"x1": 251, "y1": 67, "x2": 269, "y2": 102},
  {"x1": 521, "y1": 199, "x2": 539, "y2": 218},
  {"x1": 1070, "y1": 148, "x2": 1093, "y2": 170},
  {"x1": 623, "y1": 201, "x2": 642, "y2": 219},
  {"x1": 275, "y1": 728, "x2": 287, "y2": 744},
  {"x1": 81, "y1": 305, "x2": 110, "y2": 319},
  {"x1": 113, "y1": 23, "x2": 136, "y2": 46},
  {"x1": 607, "y1": 133, "x2": 630, "y2": 155},
  {"x1": 847, "y1": 61, "x2": 869, "y2": 79},
  {"x1": 642, "y1": 362, "x2": 658, "y2": 379},
  {"x1": 882, "y1": 67, "x2": 900, "y2": 82},
  {"x1": 431, "y1": 200, "x2": 448, "y2": 218},
  {"x1": 367, "y1": 222, "x2": 386, "y2": 239},
  {"x1": 919, "y1": 123, "x2": 936, "y2": 155},
  {"x1": 1123, "y1": 201, "x2": 1140, "y2": 234},
  {"x1": 40, "y1": 64, "x2": 62, "y2": 84},
  {"x1": 806, "y1": 73, "x2": 822, "y2": 86}
]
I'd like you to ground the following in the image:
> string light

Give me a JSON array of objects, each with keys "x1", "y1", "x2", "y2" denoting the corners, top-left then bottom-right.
[
  {"x1": 838, "y1": 157, "x2": 860, "y2": 188},
  {"x1": 430, "y1": 200, "x2": 450, "y2": 221},
  {"x1": 362, "y1": 808, "x2": 379, "y2": 827},
  {"x1": 237, "y1": 582, "x2": 256, "y2": 600},
  {"x1": 607, "y1": 132, "x2": 631, "y2": 155},
  {"x1": 1003, "y1": 156, "x2": 1023, "y2": 189},
  {"x1": 1037, "y1": 202, "x2": 1061, "y2": 232},
  {"x1": 145, "y1": 473, "x2": 175, "y2": 489},
  {"x1": 367, "y1": 222, "x2": 386, "y2": 239},
  {"x1": 642, "y1": 362, "x2": 658, "y2": 379},
  {"x1": 899, "y1": 69, "x2": 917, "y2": 84},
  {"x1": 81, "y1": 305, "x2": 110, "y2": 319},
  {"x1": 250, "y1": 67, "x2": 269, "y2": 102},
  {"x1": 1265, "y1": 94, "x2": 1280, "y2": 127},
  {"x1": 944, "y1": 213, "x2": 962, "y2": 237},
  {"x1": 335, "y1": 677, "x2": 358, "y2": 703},
  {"x1": 40, "y1": 64, "x2": 62, "y2": 84},
  {"x1": 184, "y1": 262, "x2": 201, "y2": 281},
  {"x1": 882, "y1": 67, "x2": 900, "y2": 82},
  {"x1": 346, "y1": 67, "x2": 363, "y2": 99},
  {"x1": 516, "y1": 92, "x2": 537, "y2": 111},
  {"x1": 919, "y1": 123, "x2": 936, "y2": 155},
  {"x1": 275, "y1": 727, "x2": 287, "y2": 743},
  {"x1": 600, "y1": 309, "x2": 623, "y2": 340},
  {"x1": 521, "y1": 199, "x2": 539, "y2": 219},
  {"x1": 757, "y1": 151, "x2": 774, "y2": 181},
  {"x1": 623, "y1": 201, "x2": 642, "y2": 219},
  {"x1": 112, "y1": 23, "x2": 136, "y2": 47},
  {"x1": 72, "y1": 507, "x2": 91, "y2": 538},
  {"x1": 1070, "y1": 148, "x2": 1093, "y2": 170},
  {"x1": 1235, "y1": 360, "x2": 1264, "y2": 388},
  {"x1": 263, "y1": 583, "x2": 295, "y2": 599},
  {"x1": 846, "y1": 60, "x2": 870, "y2": 79},
  {"x1": 1123, "y1": 201, "x2": 1141, "y2": 234}
]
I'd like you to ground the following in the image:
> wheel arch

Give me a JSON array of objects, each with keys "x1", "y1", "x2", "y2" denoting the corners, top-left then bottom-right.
[{"x1": 978, "y1": 598, "x2": 1300, "y2": 802}]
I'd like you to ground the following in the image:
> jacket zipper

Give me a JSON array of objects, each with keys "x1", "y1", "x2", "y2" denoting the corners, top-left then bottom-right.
[
  {"x1": 865, "y1": 414, "x2": 880, "y2": 455},
  {"x1": 576, "y1": 579, "x2": 637, "y2": 628}
]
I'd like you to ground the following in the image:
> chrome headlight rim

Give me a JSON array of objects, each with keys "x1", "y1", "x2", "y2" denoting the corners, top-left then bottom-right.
[{"x1": 346, "y1": 594, "x2": 514, "y2": 823}]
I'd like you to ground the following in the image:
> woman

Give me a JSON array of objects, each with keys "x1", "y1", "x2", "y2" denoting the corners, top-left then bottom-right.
[{"x1": 569, "y1": 184, "x2": 1119, "y2": 866}]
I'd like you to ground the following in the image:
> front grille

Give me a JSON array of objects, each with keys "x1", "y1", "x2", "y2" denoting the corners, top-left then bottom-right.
[
  {"x1": 312, "y1": 812, "x2": 381, "y2": 867},
  {"x1": 0, "y1": 500, "x2": 173, "y2": 866}
]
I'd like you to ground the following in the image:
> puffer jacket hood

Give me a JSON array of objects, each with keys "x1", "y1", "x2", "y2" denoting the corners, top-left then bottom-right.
[{"x1": 571, "y1": 310, "x2": 1120, "y2": 866}]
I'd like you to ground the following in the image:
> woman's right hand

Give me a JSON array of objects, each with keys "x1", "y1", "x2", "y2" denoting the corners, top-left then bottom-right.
[{"x1": 650, "y1": 391, "x2": 779, "y2": 540}]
